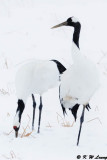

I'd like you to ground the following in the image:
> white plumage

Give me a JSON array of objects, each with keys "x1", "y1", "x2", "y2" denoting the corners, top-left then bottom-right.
[
  {"x1": 13, "y1": 59, "x2": 63, "y2": 136},
  {"x1": 15, "y1": 60, "x2": 59, "y2": 103},
  {"x1": 51, "y1": 16, "x2": 100, "y2": 146},
  {"x1": 60, "y1": 42, "x2": 100, "y2": 108}
]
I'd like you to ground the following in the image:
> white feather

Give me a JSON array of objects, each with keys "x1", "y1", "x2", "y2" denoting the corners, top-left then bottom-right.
[
  {"x1": 60, "y1": 42, "x2": 100, "y2": 109},
  {"x1": 13, "y1": 111, "x2": 20, "y2": 128},
  {"x1": 15, "y1": 60, "x2": 59, "y2": 103}
]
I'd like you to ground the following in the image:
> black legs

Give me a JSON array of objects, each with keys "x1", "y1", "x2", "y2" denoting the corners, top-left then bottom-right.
[
  {"x1": 59, "y1": 86, "x2": 67, "y2": 116},
  {"x1": 14, "y1": 95, "x2": 43, "y2": 137},
  {"x1": 32, "y1": 94, "x2": 36, "y2": 130},
  {"x1": 77, "y1": 105, "x2": 85, "y2": 146},
  {"x1": 31, "y1": 94, "x2": 43, "y2": 133},
  {"x1": 38, "y1": 96, "x2": 43, "y2": 133},
  {"x1": 77, "y1": 103, "x2": 90, "y2": 146}
]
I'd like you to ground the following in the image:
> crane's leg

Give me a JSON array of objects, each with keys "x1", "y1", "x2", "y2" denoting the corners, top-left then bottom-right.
[
  {"x1": 59, "y1": 86, "x2": 67, "y2": 116},
  {"x1": 77, "y1": 105, "x2": 86, "y2": 146},
  {"x1": 32, "y1": 94, "x2": 36, "y2": 130},
  {"x1": 13, "y1": 99, "x2": 25, "y2": 138},
  {"x1": 37, "y1": 96, "x2": 43, "y2": 133}
]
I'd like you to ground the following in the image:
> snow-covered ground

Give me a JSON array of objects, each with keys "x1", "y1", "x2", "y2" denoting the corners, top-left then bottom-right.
[{"x1": 0, "y1": 0, "x2": 107, "y2": 159}]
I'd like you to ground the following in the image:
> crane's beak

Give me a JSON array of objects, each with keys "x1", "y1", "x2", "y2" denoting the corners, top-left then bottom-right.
[
  {"x1": 13, "y1": 126, "x2": 19, "y2": 138},
  {"x1": 15, "y1": 131, "x2": 18, "y2": 138},
  {"x1": 51, "y1": 21, "x2": 67, "y2": 29}
]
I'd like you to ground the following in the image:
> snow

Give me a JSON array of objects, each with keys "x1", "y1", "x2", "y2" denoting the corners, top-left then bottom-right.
[{"x1": 0, "y1": 0, "x2": 107, "y2": 160}]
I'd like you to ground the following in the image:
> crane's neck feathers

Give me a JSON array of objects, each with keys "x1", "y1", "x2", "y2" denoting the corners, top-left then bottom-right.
[{"x1": 73, "y1": 22, "x2": 81, "y2": 49}]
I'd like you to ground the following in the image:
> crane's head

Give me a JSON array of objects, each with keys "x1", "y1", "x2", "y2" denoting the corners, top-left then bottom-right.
[
  {"x1": 13, "y1": 126, "x2": 19, "y2": 138},
  {"x1": 51, "y1": 17, "x2": 80, "y2": 29},
  {"x1": 13, "y1": 112, "x2": 20, "y2": 138},
  {"x1": 13, "y1": 100, "x2": 25, "y2": 138}
]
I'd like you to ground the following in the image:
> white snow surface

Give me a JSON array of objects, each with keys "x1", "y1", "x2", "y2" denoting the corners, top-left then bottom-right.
[
  {"x1": 0, "y1": 0, "x2": 107, "y2": 160},
  {"x1": 60, "y1": 42, "x2": 100, "y2": 108}
]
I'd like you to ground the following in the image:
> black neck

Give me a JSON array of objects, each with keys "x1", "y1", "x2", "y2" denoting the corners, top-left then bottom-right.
[
  {"x1": 51, "y1": 60, "x2": 66, "y2": 74},
  {"x1": 73, "y1": 22, "x2": 81, "y2": 48},
  {"x1": 17, "y1": 99, "x2": 25, "y2": 122}
]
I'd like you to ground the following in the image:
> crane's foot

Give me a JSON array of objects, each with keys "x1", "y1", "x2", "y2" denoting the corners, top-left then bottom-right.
[{"x1": 86, "y1": 104, "x2": 91, "y2": 111}]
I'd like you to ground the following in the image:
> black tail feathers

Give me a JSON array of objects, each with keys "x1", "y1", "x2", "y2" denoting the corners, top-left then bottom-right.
[{"x1": 70, "y1": 104, "x2": 79, "y2": 121}]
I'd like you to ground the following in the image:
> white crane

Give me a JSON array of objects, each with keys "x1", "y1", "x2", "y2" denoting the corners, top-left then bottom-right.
[
  {"x1": 52, "y1": 17, "x2": 100, "y2": 145},
  {"x1": 13, "y1": 59, "x2": 66, "y2": 137},
  {"x1": 52, "y1": 17, "x2": 82, "y2": 119}
]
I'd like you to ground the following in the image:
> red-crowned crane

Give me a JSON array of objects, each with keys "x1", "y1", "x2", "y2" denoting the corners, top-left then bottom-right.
[
  {"x1": 13, "y1": 59, "x2": 66, "y2": 137},
  {"x1": 52, "y1": 17, "x2": 100, "y2": 146}
]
